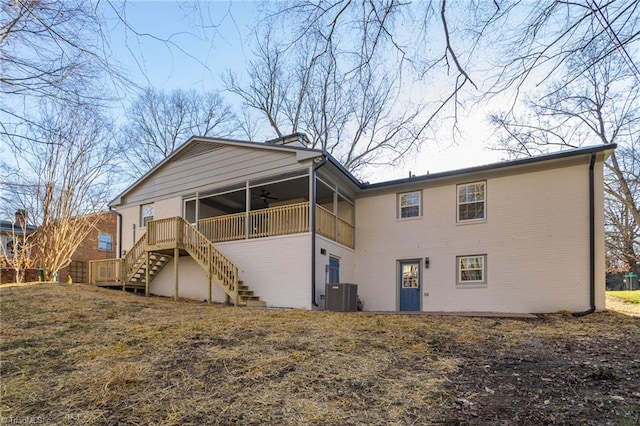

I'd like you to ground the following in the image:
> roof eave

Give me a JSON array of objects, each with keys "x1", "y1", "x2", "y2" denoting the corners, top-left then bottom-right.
[
  {"x1": 108, "y1": 136, "x2": 328, "y2": 207},
  {"x1": 362, "y1": 144, "x2": 616, "y2": 191}
]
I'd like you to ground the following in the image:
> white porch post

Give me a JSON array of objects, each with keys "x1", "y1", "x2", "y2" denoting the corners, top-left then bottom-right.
[
  {"x1": 333, "y1": 187, "x2": 338, "y2": 240},
  {"x1": 195, "y1": 191, "x2": 200, "y2": 230},
  {"x1": 309, "y1": 166, "x2": 314, "y2": 232},
  {"x1": 245, "y1": 181, "x2": 250, "y2": 239}
]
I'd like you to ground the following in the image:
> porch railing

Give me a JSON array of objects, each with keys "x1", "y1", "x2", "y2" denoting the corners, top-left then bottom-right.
[
  {"x1": 123, "y1": 232, "x2": 146, "y2": 282},
  {"x1": 199, "y1": 212, "x2": 246, "y2": 242},
  {"x1": 89, "y1": 258, "x2": 122, "y2": 284},
  {"x1": 198, "y1": 202, "x2": 354, "y2": 248},
  {"x1": 146, "y1": 217, "x2": 179, "y2": 247},
  {"x1": 337, "y1": 217, "x2": 355, "y2": 248},
  {"x1": 250, "y1": 202, "x2": 310, "y2": 238},
  {"x1": 315, "y1": 205, "x2": 335, "y2": 240},
  {"x1": 315, "y1": 205, "x2": 355, "y2": 248},
  {"x1": 199, "y1": 202, "x2": 311, "y2": 242},
  {"x1": 147, "y1": 216, "x2": 240, "y2": 302}
]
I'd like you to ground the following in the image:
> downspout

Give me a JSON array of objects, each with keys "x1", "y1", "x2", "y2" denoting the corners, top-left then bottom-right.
[
  {"x1": 311, "y1": 155, "x2": 328, "y2": 308},
  {"x1": 573, "y1": 152, "x2": 597, "y2": 317},
  {"x1": 109, "y1": 206, "x2": 123, "y2": 258}
]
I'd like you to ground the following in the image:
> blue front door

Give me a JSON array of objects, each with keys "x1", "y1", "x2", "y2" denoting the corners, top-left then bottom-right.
[
  {"x1": 329, "y1": 257, "x2": 340, "y2": 283},
  {"x1": 399, "y1": 261, "x2": 420, "y2": 311}
]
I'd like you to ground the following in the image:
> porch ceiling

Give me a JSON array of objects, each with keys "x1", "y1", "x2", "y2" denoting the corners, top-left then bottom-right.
[{"x1": 199, "y1": 176, "x2": 313, "y2": 210}]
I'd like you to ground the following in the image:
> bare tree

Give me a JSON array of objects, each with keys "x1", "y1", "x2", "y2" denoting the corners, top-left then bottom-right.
[
  {"x1": 485, "y1": 0, "x2": 640, "y2": 103},
  {"x1": 3, "y1": 101, "x2": 118, "y2": 281},
  {"x1": 118, "y1": 87, "x2": 238, "y2": 180},
  {"x1": 246, "y1": 1, "x2": 639, "y2": 131},
  {"x1": 491, "y1": 47, "x2": 639, "y2": 273},
  {"x1": 0, "y1": 212, "x2": 35, "y2": 284},
  {"x1": 604, "y1": 144, "x2": 639, "y2": 273},
  {"x1": 225, "y1": 17, "x2": 439, "y2": 175},
  {"x1": 0, "y1": 0, "x2": 130, "y2": 145}
]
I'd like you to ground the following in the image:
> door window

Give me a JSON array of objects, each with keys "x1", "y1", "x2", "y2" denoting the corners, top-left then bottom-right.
[
  {"x1": 329, "y1": 257, "x2": 340, "y2": 283},
  {"x1": 402, "y1": 263, "x2": 419, "y2": 287}
]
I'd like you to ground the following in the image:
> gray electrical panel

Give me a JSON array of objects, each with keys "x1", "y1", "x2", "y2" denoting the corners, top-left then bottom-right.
[{"x1": 325, "y1": 283, "x2": 358, "y2": 312}]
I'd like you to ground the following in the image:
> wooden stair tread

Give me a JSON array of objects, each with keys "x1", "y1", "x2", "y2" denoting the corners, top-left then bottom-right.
[
  {"x1": 243, "y1": 300, "x2": 267, "y2": 307},
  {"x1": 240, "y1": 295, "x2": 261, "y2": 301}
]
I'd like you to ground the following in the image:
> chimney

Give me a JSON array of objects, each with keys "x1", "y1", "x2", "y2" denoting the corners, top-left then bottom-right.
[
  {"x1": 265, "y1": 133, "x2": 309, "y2": 148},
  {"x1": 14, "y1": 209, "x2": 27, "y2": 228}
]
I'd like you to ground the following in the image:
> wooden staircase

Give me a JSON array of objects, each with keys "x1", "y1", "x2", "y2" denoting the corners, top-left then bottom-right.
[
  {"x1": 237, "y1": 281, "x2": 266, "y2": 307},
  {"x1": 114, "y1": 217, "x2": 266, "y2": 307},
  {"x1": 124, "y1": 252, "x2": 172, "y2": 291}
]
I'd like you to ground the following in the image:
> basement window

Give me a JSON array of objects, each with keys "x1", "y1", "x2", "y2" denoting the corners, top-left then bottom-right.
[{"x1": 457, "y1": 255, "x2": 487, "y2": 286}]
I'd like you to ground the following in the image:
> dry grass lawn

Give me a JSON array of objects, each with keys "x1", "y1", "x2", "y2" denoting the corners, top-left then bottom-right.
[
  {"x1": 607, "y1": 291, "x2": 640, "y2": 305},
  {"x1": 1, "y1": 283, "x2": 639, "y2": 425}
]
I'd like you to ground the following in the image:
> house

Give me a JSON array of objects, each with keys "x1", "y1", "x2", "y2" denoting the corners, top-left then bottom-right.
[
  {"x1": 91, "y1": 134, "x2": 615, "y2": 313},
  {"x1": 0, "y1": 210, "x2": 37, "y2": 283},
  {"x1": 1, "y1": 210, "x2": 117, "y2": 284},
  {"x1": 57, "y1": 211, "x2": 118, "y2": 283}
]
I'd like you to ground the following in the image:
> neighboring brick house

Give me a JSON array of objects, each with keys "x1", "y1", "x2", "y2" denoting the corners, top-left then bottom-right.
[
  {"x1": 58, "y1": 211, "x2": 118, "y2": 283},
  {"x1": 0, "y1": 210, "x2": 38, "y2": 284},
  {"x1": 1, "y1": 210, "x2": 118, "y2": 284}
]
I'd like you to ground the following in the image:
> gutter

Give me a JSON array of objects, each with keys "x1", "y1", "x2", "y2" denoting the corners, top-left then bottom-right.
[
  {"x1": 362, "y1": 143, "x2": 615, "y2": 191},
  {"x1": 311, "y1": 155, "x2": 328, "y2": 308},
  {"x1": 109, "y1": 206, "x2": 123, "y2": 258},
  {"x1": 573, "y1": 152, "x2": 597, "y2": 317}
]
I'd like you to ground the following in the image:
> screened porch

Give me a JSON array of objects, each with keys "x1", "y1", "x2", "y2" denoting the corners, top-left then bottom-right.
[{"x1": 182, "y1": 173, "x2": 355, "y2": 248}]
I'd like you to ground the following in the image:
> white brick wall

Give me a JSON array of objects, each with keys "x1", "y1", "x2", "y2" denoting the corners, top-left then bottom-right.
[
  {"x1": 150, "y1": 234, "x2": 313, "y2": 308},
  {"x1": 218, "y1": 234, "x2": 312, "y2": 309},
  {"x1": 151, "y1": 256, "x2": 227, "y2": 302},
  {"x1": 355, "y1": 160, "x2": 604, "y2": 313}
]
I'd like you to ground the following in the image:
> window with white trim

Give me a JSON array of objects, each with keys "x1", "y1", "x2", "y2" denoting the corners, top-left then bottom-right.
[
  {"x1": 98, "y1": 233, "x2": 113, "y2": 252},
  {"x1": 457, "y1": 181, "x2": 485, "y2": 222},
  {"x1": 398, "y1": 191, "x2": 421, "y2": 218},
  {"x1": 3, "y1": 237, "x2": 14, "y2": 258},
  {"x1": 457, "y1": 255, "x2": 487, "y2": 285},
  {"x1": 141, "y1": 203, "x2": 154, "y2": 227}
]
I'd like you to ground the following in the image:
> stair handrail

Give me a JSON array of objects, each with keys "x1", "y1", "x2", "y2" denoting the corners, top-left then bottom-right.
[
  {"x1": 174, "y1": 217, "x2": 239, "y2": 302},
  {"x1": 123, "y1": 233, "x2": 146, "y2": 282}
]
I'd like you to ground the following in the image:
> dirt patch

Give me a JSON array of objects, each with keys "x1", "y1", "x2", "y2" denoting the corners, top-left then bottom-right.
[{"x1": 1, "y1": 283, "x2": 639, "y2": 425}]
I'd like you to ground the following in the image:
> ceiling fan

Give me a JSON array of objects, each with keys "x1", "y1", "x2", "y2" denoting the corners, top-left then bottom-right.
[{"x1": 252, "y1": 189, "x2": 278, "y2": 206}]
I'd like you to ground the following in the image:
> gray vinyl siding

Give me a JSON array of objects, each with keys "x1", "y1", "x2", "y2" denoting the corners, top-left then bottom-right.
[{"x1": 122, "y1": 145, "x2": 311, "y2": 206}]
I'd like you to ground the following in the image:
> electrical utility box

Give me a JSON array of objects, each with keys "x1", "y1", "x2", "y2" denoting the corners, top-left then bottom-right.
[{"x1": 325, "y1": 283, "x2": 358, "y2": 312}]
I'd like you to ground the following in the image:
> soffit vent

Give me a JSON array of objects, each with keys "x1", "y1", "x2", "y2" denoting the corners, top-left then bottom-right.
[{"x1": 174, "y1": 141, "x2": 224, "y2": 162}]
